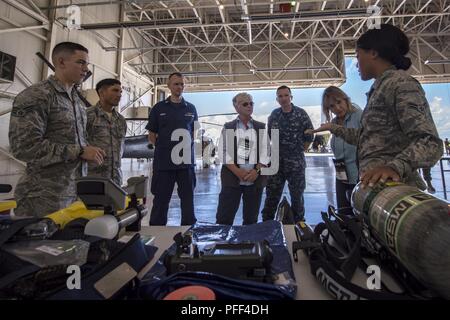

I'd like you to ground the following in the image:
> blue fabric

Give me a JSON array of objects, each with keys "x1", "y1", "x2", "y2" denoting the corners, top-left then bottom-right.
[
  {"x1": 146, "y1": 98, "x2": 198, "y2": 170},
  {"x1": 331, "y1": 105, "x2": 363, "y2": 184},
  {"x1": 138, "y1": 220, "x2": 297, "y2": 300},
  {"x1": 268, "y1": 104, "x2": 314, "y2": 159}
]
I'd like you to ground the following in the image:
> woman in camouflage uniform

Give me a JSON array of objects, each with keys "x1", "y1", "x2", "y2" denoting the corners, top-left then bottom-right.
[{"x1": 309, "y1": 24, "x2": 443, "y2": 189}]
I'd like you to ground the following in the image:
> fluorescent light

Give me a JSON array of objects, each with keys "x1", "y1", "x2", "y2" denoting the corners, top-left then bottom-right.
[
  {"x1": 424, "y1": 59, "x2": 450, "y2": 65},
  {"x1": 145, "y1": 71, "x2": 221, "y2": 77},
  {"x1": 247, "y1": 8, "x2": 367, "y2": 22},
  {"x1": 254, "y1": 66, "x2": 334, "y2": 72},
  {"x1": 81, "y1": 18, "x2": 199, "y2": 30}
]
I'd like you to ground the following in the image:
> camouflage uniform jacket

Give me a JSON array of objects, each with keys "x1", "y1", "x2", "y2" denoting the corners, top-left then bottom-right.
[
  {"x1": 330, "y1": 66, "x2": 443, "y2": 186},
  {"x1": 86, "y1": 102, "x2": 127, "y2": 185},
  {"x1": 9, "y1": 75, "x2": 88, "y2": 203},
  {"x1": 268, "y1": 104, "x2": 314, "y2": 165}
]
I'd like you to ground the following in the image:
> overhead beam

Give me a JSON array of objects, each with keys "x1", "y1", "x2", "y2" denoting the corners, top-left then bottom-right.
[
  {"x1": 0, "y1": 17, "x2": 47, "y2": 41},
  {"x1": 4, "y1": 0, "x2": 49, "y2": 25},
  {"x1": 104, "y1": 32, "x2": 450, "y2": 51},
  {"x1": 82, "y1": 12, "x2": 450, "y2": 30},
  {"x1": 0, "y1": 24, "x2": 47, "y2": 34}
]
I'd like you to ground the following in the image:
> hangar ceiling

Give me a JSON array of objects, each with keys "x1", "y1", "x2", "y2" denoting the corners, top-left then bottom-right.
[{"x1": 4, "y1": 0, "x2": 450, "y2": 91}]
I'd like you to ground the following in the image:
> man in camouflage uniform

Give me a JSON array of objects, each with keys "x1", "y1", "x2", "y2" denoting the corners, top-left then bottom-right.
[
  {"x1": 261, "y1": 85, "x2": 314, "y2": 222},
  {"x1": 9, "y1": 42, "x2": 105, "y2": 217},
  {"x1": 86, "y1": 79, "x2": 127, "y2": 186}
]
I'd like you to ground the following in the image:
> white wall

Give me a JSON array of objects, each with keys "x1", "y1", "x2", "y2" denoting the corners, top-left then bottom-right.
[
  {"x1": 0, "y1": 0, "x2": 154, "y2": 198},
  {"x1": 0, "y1": 1, "x2": 46, "y2": 94}
]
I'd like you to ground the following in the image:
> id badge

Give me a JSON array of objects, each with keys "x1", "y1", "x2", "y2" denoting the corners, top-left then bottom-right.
[{"x1": 333, "y1": 158, "x2": 349, "y2": 182}]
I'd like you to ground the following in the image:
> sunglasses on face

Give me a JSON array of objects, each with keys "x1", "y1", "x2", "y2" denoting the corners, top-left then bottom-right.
[{"x1": 242, "y1": 101, "x2": 254, "y2": 107}]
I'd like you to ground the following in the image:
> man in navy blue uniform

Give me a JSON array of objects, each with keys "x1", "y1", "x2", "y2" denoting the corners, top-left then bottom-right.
[
  {"x1": 261, "y1": 85, "x2": 314, "y2": 223},
  {"x1": 146, "y1": 72, "x2": 198, "y2": 225}
]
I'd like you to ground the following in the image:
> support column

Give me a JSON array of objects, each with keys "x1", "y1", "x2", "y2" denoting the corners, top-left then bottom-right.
[
  {"x1": 41, "y1": 0, "x2": 58, "y2": 80},
  {"x1": 116, "y1": 3, "x2": 125, "y2": 82},
  {"x1": 152, "y1": 85, "x2": 159, "y2": 105}
]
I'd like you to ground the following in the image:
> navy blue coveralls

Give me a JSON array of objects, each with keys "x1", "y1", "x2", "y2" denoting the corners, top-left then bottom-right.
[{"x1": 146, "y1": 97, "x2": 198, "y2": 225}]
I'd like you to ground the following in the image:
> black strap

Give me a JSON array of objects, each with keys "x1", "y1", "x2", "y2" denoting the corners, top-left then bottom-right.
[
  {"x1": 0, "y1": 265, "x2": 40, "y2": 290},
  {"x1": 308, "y1": 247, "x2": 413, "y2": 300},
  {"x1": 0, "y1": 218, "x2": 41, "y2": 247},
  {"x1": 300, "y1": 207, "x2": 420, "y2": 300},
  {"x1": 316, "y1": 211, "x2": 361, "y2": 280},
  {"x1": 0, "y1": 218, "x2": 44, "y2": 292}
]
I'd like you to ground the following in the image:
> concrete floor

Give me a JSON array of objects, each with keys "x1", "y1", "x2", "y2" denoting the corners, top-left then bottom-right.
[{"x1": 122, "y1": 155, "x2": 450, "y2": 226}]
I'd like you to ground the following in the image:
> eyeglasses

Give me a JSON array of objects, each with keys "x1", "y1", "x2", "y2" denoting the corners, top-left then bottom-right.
[{"x1": 242, "y1": 101, "x2": 254, "y2": 107}]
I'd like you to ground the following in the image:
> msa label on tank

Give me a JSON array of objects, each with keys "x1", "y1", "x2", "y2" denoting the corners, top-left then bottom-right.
[
  {"x1": 386, "y1": 200, "x2": 413, "y2": 250},
  {"x1": 368, "y1": 186, "x2": 417, "y2": 244},
  {"x1": 385, "y1": 193, "x2": 434, "y2": 253}
]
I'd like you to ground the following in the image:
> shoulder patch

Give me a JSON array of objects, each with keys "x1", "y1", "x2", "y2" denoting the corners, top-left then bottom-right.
[
  {"x1": 11, "y1": 106, "x2": 35, "y2": 117},
  {"x1": 12, "y1": 83, "x2": 52, "y2": 117}
]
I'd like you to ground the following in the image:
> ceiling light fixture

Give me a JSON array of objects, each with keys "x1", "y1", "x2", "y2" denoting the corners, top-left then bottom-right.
[{"x1": 424, "y1": 59, "x2": 450, "y2": 64}]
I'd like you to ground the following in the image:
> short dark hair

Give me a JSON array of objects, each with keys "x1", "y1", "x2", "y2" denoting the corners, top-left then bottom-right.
[
  {"x1": 95, "y1": 78, "x2": 121, "y2": 93},
  {"x1": 276, "y1": 85, "x2": 291, "y2": 94},
  {"x1": 356, "y1": 24, "x2": 411, "y2": 71},
  {"x1": 52, "y1": 42, "x2": 88, "y2": 61},
  {"x1": 168, "y1": 72, "x2": 183, "y2": 81}
]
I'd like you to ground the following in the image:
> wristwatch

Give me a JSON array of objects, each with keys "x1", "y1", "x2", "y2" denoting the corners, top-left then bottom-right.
[{"x1": 256, "y1": 167, "x2": 261, "y2": 175}]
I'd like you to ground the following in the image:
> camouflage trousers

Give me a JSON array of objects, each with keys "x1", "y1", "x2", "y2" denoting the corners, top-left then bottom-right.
[
  {"x1": 14, "y1": 195, "x2": 77, "y2": 218},
  {"x1": 261, "y1": 158, "x2": 306, "y2": 222},
  {"x1": 421, "y1": 167, "x2": 432, "y2": 182}
]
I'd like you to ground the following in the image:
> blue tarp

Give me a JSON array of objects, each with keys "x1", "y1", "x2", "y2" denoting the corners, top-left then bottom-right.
[{"x1": 138, "y1": 220, "x2": 297, "y2": 300}]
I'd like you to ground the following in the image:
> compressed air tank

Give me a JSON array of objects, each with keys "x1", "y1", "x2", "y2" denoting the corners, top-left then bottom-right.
[{"x1": 351, "y1": 182, "x2": 450, "y2": 299}]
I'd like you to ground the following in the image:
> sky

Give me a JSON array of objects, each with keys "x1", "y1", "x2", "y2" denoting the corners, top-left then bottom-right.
[{"x1": 185, "y1": 57, "x2": 450, "y2": 142}]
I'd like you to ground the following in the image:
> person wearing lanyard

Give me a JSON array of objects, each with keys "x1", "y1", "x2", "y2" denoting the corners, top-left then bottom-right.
[
  {"x1": 86, "y1": 79, "x2": 127, "y2": 186},
  {"x1": 261, "y1": 85, "x2": 314, "y2": 223},
  {"x1": 8, "y1": 42, "x2": 105, "y2": 217},
  {"x1": 216, "y1": 92, "x2": 268, "y2": 225},
  {"x1": 146, "y1": 72, "x2": 198, "y2": 225},
  {"x1": 308, "y1": 24, "x2": 442, "y2": 188},
  {"x1": 322, "y1": 86, "x2": 362, "y2": 214}
]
